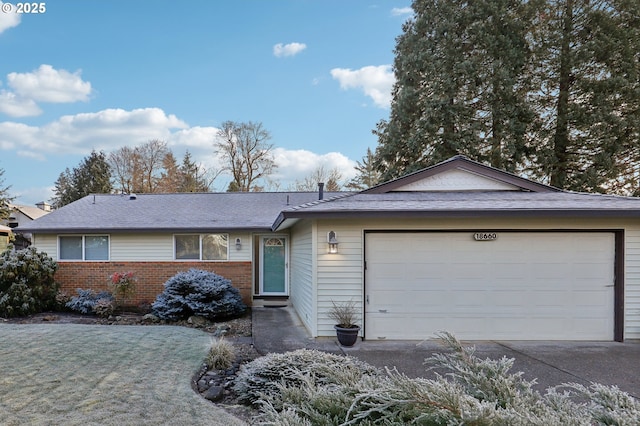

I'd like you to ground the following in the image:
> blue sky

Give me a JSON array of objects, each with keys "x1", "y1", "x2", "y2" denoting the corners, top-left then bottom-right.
[{"x1": 0, "y1": 1, "x2": 411, "y2": 205}]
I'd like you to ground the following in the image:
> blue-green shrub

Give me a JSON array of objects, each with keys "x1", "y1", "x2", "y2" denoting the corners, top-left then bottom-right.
[
  {"x1": 151, "y1": 269, "x2": 246, "y2": 321},
  {"x1": 0, "y1": 247, "x2": 59, "y2": 317},
  {"x1": 66, "y1": 289, "x2": 115, "y2": 315}
]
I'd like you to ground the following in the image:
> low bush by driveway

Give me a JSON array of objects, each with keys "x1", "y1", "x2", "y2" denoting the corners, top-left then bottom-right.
[{"x1": 0, "y1": 324, "x2": 245, "y2": 425}]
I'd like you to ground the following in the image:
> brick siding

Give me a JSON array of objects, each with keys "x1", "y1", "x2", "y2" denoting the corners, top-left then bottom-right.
[{"x1": 55, "y1": 261, "x2": 253, "y2": 307}]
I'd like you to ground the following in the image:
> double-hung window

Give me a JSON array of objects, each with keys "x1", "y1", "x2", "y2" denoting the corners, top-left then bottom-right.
[
  {"x1": 59, "y1": 235, "x2": 110, "y2": 260},
  {"x1": 175, "y1": 234, "x2": 228, "y2": 261}
]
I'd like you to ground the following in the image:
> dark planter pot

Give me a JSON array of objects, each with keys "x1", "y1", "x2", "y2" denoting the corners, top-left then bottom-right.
[{"x1": 334, "y1": 325, "x2": 361, "y2": 347}]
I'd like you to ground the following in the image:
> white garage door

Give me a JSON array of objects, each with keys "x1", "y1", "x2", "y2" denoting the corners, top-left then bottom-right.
[{"x1": 365, "y1": 232, "x2": 615, "y2": 341}]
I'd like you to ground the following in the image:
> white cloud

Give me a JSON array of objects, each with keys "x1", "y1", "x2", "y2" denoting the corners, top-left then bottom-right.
[
  {"x1": 271, "y1": 148, "x2": 357, "y2": 188},
  {"x1": 0, "y1": 2, "x2": 21, "y2": 34},
  {"x1": 169, "y1": 126, "x2": 218, "y2": 150},
  {"x1": 330, "y1": 65, "x2": 395, "y2": 108},
  {"x1": 391, "y1": 7, "x2": 413, "y2": 17},
  {"x1": 0, "y1": 107, "x2": 188, "y2": 157},
  {"x1": 0, "y1": 90, "x2": 42, "y2": 117},
  {"x1": 0, "y1": 107, "x2": 360, "y2": 198},
  {"x1": 8, "y1": 64, "x2": 92, "y2": 103},
  {"x1": 273, "y1": 42, "x2": 307, "y2": 58}
]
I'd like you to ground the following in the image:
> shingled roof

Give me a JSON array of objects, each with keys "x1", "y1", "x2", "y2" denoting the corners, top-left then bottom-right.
[
  {"x1": 17, "y1": 192, "x2": 342, "y2": 234},
  {"x1": 19, "y1": 156, "x2": 640, "y2": 234},
  {"x1": 273, "y1": 190, "x2": 640, "y2": 229},
  {"x1": 271, "y1": 156, "x2": 640, "y2": 229}
]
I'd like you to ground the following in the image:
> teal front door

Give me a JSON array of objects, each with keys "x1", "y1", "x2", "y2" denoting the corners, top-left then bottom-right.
[{"x1": 260, "y1": 237, "x2": 287, "y2": 294}]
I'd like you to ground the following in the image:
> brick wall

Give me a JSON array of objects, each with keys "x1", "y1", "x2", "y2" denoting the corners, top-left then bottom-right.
[{"x1": 55, "y1": 261, "x2": 253, "y2": 307}]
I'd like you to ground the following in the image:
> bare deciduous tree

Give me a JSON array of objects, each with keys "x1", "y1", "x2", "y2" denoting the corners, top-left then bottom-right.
[
  {"x1": 109, "y1": 146, "x2": 138, "y2": 194},
  {"x1": 215, "y1": 121, "x2": 276, "y2": 192},
  {"x1": 109, "y1": 140, "x2": 169, "y2": 193},
  {"x1": 293, "y1": 166, "x2": 343, "y2": 191}
]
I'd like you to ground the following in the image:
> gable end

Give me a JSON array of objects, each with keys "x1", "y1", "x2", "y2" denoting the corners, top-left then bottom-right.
[{"x1": 363, "y1": 156, "x2": 560, "y2": 194}]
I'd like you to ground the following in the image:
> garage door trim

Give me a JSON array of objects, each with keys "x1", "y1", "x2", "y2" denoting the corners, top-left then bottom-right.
[{"x1": 363, "y1": 229, "x2": 624, "y2": 342}]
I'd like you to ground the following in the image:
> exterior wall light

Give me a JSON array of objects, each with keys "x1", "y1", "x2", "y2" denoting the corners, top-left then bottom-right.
[
  {"x1": 235, "y1": 238, "x2": 242, "y2": 250},
  {"x1": 327, "y1": 231, "x2": 339, "y2": 254}
]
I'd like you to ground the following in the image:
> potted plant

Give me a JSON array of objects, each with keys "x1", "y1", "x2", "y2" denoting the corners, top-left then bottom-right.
[{"x1": 328, "y1": 299, "x2": 361, "y2": 346}]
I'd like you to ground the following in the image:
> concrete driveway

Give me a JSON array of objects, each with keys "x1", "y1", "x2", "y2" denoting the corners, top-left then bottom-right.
[{"x1": 253, "y1": 307, "x2": 640, "y2": 398}]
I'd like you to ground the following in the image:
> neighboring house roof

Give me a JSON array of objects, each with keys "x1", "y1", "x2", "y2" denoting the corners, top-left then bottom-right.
[
  {"x1": 17, "y1": 192, "x2": 342, "y2": 234},
  {"x1": 10, "y1": 204, "x2": 50, "y2": 220}
]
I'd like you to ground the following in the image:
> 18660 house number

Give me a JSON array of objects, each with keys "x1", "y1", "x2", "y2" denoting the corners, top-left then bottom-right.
[{"x1": 473, "y1": 232, "x2": 498, "y2": 241}]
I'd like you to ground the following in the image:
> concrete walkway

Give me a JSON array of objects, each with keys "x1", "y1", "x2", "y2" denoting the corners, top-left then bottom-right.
[{"x1": 252, "y1": 306, "x2": 640, "y2": 398}]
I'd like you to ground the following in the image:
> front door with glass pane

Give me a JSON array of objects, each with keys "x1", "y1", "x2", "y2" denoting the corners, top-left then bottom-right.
[{"x1": 260, "y1": 236, "x2": 288, "y2": 295}]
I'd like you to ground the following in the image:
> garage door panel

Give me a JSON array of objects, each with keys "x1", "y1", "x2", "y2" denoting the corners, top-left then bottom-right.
[{"x1": 365, "y1": 232, "x2": 615, "y2": 341}]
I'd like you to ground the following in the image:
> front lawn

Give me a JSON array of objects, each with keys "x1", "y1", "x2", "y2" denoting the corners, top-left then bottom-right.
[{"x1": 0, "y1": 324, "x2": 246, "y2": 425}]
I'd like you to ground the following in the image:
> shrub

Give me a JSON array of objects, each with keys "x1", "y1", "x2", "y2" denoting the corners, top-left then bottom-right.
[
  {"x1": 55, "y1": 290, "x2": 71, "y2": 311},
  {"x1": 233, "y1": 348, "x2": 380, "y2": 406},
  {"x1": 246, "y1": 334, "x2": 640, "y2": 425},
  {"x1": 151, "y1": 269, "x2": 246, "y2": 321},
  {"x1": 108, "y1": 271, "x2": 137, "y2": 306},
  {"x1": 66, "y1": 289, "x2": 115, "y2": 316},
  {"x1": 206, "y1": 337, "x2": 236, "y2": 370},
  {"x1": 0, "y1": 247, "x2": 59, "y2": 317},
  {"x1": 93, "y1": 298, "x2": 115, "y2": 318}
]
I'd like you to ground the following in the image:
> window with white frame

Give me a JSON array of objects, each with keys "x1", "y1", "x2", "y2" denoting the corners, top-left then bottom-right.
[
  {"x1": 175, "y1": 234, "x2": 228, "y2": 260},
  {"x1": 59, "y1": 235, "x2": 109, "y2": 260}
]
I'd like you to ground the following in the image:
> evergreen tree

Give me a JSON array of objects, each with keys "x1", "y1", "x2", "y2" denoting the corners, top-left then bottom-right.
[
  {"x1": 157, "y1": 152, "x2": 182, "y2": 193},
  {"x1": 0, "y1": 169, "x2": 14, "y2": 220},
  {"x1": 374, "y1": 0, "x2": 640, "y2": 193},
  {"x1": 531, "y1": 0, "x2": 640, "y2": 192},
  {"x1": 51, "y1": 150, "x2": 112, "y2": 208},
  {"x1": 374, "y1": 0, "x2": 536, "y2": 182},
  {"x1": 179, "y1": 151, "x2": 210, "y2": 192},
  {"x1": 346, "y1": 147, "x2": 382, "y2": 190}
]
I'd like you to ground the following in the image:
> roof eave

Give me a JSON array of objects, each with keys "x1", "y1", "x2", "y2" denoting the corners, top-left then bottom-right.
[
  {"x1": 275, "y1": 209, "x2": 640, "y2": 220},
  {"x1": 18, "y1": 226, "x2": 275, "y2": 234}
]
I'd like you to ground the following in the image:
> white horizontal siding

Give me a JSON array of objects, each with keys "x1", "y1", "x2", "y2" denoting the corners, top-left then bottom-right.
[
  {"x1": 110, "y1": 234, "x2": 173, "y2": 260},
  {"x1": 229, "y1": 233, "x2": 252, "y2": 262},
  {"x1": 289, "y1": 221, "x2": 315, "y2": 334},
  {"x1": 316, "y1": 222, "x2": 364, "y2": 336},
  {"x1": 624, "y1": 225, "x2": 640, "y2": 339},
  {"x1": 32, "y1": 232, "x2": 253, "y2": 262},
  {"x1": 32, "y1": 234, "x2": 57, "y2": 258}
]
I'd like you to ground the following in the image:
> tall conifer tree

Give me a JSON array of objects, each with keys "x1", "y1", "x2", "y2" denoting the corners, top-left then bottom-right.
[
  {"x1": 374, "y1": 0, "x2": 536, "y2": 182},
  {"x1": 374, "y1": 0, "x2": 640, "y2": 193}
]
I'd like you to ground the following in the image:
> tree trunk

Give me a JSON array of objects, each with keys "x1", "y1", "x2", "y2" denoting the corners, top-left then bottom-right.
[{"x1": 550, "y1": 0, "x2": 573, "y2": 188}]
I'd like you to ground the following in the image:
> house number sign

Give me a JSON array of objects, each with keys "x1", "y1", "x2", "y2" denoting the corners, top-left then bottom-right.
[{"x1": 473, "y1": 232, "x2": 498, "y2": 241}]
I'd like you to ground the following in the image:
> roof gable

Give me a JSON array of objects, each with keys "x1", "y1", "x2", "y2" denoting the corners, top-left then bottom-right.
[{"x1": 363, "y1": 155, "x2": 559, "y2": 194}]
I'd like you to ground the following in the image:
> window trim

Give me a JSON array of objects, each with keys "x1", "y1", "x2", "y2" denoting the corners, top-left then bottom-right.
[
  {"x1": 58, "y1": 234, "x2": 111, "y2": 261},
  {"x1": 173, "y1": 233, "x2": 229, "y2": 261}
]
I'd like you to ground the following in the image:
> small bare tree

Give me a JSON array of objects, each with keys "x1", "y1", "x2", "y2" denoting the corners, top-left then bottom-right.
[
  {"x1": 215, "y1": 121, "x2": 277, "y2": 192},
  {"x1": 136, "y1": 139, "x2": 169, "y2": 193},
  {"x1": 294, "y1": 165, "x2": 343, "y2": 191},
  {"x1": 109, "y1": 146, "x2": 138, "y2": 194},
  {"x1": 109, "y1": 140, "x2": 169, "y2": 193}
]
